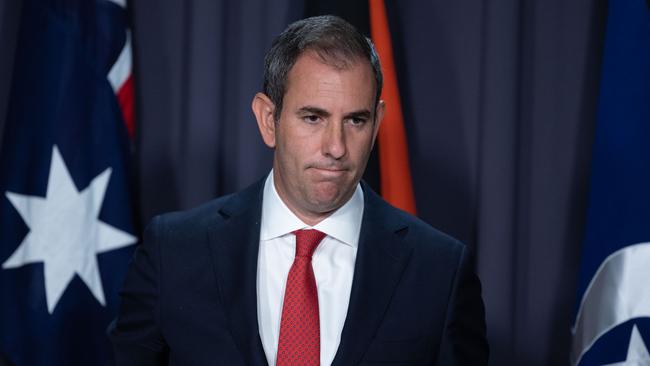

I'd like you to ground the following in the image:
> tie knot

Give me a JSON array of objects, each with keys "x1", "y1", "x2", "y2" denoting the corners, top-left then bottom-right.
[{"x1": 293, "y1": 229, "x2": 326, "y2": 258}]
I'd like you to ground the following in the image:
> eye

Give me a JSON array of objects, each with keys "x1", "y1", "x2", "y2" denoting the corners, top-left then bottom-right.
[
  {"x1": 348, "y1": 117, "x2": 368, "y2": 126},
  {"x1": 303, "y1": 115, "x2": 321, "y2": 124}
]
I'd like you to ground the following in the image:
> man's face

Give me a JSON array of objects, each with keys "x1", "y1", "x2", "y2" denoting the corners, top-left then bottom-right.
[{"x1": 254, "y1": 51, "x2": 384, "y2": 225}]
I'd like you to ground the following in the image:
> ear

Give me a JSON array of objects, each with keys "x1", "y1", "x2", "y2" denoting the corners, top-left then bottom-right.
[
  {"x1": 371, "y1": 100, "x2": 386, "y2": 146},
  {"x1": 252, "y1": 92, "x2": 277, "y2": 148}
]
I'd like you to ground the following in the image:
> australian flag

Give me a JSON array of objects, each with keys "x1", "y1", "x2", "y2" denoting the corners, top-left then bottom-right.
[
  {"x1": 571, "y1": 0, "x2": 650, "y2": 365},
  {"x1": 0, "y1": 0, "x2": 137, "y2": 364}
]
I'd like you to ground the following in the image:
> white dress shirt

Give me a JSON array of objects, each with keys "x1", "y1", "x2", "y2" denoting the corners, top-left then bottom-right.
[{"x1": 257, "y1": 172, "x2": 364, "y2": 366}]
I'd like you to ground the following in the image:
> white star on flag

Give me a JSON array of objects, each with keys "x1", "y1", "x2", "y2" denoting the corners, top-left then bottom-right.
[
  {"x1": 2, "y1": 145, "x2": 137, "y2": 313},
  {"x1": 603, "y1": 325, "x2": 650, "y2": 366}
]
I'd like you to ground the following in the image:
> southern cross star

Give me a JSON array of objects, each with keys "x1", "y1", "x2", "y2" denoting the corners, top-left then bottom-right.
[
  {"x1": 603, "y1": 325, "x2": 650, "y2": 366},
  {"x1": 2, "y1": 145, "x2": 136, "y2": 313}
]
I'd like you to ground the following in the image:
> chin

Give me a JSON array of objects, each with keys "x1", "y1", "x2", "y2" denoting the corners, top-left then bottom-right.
[{"x1": 307, "y1": 187, "x2": 350, "y2": 212}]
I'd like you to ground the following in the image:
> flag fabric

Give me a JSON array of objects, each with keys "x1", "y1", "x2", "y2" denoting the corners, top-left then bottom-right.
[
  {"x1": 368, "y1": 0, "x2": 417, "y2": 215},
  {"x1": 0, "y1": 0, "x2": 137, "y2": 364},
  {"x1": 571, "y1": 0, "x2": 650, "y2": 365}
]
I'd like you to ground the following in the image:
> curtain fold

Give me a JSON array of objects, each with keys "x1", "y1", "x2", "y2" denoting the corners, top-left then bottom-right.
[{"x1": 131, "y1": 0, "x2": 302, "y2": 218}]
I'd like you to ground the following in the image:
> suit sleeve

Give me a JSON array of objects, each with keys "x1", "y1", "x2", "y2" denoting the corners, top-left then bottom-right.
[
  {"x1": 108, "y1": 215, "x2": 169, "y2": 365},
  {"x1": 437, "y1": 245, "x2": 489, "y2": 365}
]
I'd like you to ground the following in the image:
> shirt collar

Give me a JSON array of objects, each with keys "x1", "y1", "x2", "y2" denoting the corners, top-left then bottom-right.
[{"x1": 260, "y1": 171, "x2": 364, "y2": 247}]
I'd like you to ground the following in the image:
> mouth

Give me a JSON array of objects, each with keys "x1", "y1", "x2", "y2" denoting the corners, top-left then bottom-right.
[{"x1": 310, "y1": 166, "x2": 348, "y2": 178}]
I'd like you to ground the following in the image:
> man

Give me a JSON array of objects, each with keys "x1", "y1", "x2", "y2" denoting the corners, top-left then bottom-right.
[{"x1": 109, "y1": 15, "x2": 488, "y2": 365}]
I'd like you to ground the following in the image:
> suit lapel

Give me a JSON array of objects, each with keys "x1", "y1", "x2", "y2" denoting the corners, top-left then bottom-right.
[
  {"x1": 332, "y1": 185, "x2": 414, "y2": 365},
  {"x1": 206, "y1": 181, "x2": 268, "y2": 366}
]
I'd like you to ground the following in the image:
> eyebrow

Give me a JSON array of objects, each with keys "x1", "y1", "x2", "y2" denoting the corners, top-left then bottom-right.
[
  {"x1": 345, "y1": 110, "x2": 372, "y2": 120},
  {"x1": 297, "y1": 106, "x2": 372, "y2": 120},
  {"x1": 297, "y1": 106, "x2": 331, "y2": 118}
]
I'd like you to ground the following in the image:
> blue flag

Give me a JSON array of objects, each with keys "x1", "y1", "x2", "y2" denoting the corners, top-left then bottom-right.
[
  {"x1": 571, "y1": 0, "x2": 650, "y2": 364},
  {"x1": 0, "y1": 0, "x2": 137, "y2": 364}
]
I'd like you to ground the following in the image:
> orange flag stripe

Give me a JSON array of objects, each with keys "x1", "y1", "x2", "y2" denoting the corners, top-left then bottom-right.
[{"x1": 369, "y1": 0, "x2": 417, "y2": 214}]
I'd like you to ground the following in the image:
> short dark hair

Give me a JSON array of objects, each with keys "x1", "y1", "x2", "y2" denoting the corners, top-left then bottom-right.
[{"x1": 263, "y1": 15, "x2": 383, "y2": 121}]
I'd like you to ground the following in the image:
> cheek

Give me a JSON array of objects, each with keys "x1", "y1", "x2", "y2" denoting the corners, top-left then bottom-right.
[
  {"x1": 288, "y1": 135, "x2": 321, "y2": 160},
  {"x1": 349, "y1": 131, "x2": 376, "y2": 162},
  {"x1": 277, "y1": 134, "x2": 310, "y2": 170},
  {"x1": 277, "y1": 120, "x2": 317, "y2": 151}
]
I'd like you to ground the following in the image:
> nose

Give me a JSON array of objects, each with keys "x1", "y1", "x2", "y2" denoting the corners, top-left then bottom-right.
[{"x1": 322, "y1": 121, "x2": 347, "y2": 160}]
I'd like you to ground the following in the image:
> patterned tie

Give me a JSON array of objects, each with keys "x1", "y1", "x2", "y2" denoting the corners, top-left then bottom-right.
[{"x1": 276, "y1": 229, "x2": 326, "y2": 366}]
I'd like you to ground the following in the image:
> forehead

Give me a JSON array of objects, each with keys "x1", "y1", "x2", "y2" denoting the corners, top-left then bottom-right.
[{"x1": 283, "y1": 52, "x2": 376, "y2": 110}]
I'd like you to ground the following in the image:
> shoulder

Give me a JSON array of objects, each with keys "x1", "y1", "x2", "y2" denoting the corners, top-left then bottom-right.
[
  {"x1": 145, "y1": 178, "x2": 264, "y2": 241},
  {"x1": 362, "y1": 182, "x2": 466, "y2": 257},
  {"x1": 397, "y1": 204, "x2": 466, "y2": 261},
  {"x1": 149, "y1": 194, "x2": 233, "y2": 233}
]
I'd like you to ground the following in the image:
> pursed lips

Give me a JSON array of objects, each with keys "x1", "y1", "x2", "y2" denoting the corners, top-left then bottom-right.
[{"x1": 309, "y1": 166, "x2": 349, "y2": 177}]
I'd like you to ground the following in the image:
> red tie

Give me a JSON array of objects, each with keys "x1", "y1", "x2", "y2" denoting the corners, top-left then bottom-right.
[{"x1": 276, "y1": 229, "x2": 326, "y2": 366}]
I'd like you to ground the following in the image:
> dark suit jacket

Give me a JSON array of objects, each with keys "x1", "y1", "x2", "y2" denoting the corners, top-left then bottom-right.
[{"x1": 108, "y1": 180, "x2": 488, "y2": 365}]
